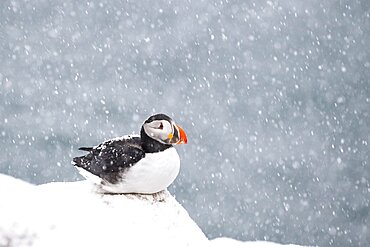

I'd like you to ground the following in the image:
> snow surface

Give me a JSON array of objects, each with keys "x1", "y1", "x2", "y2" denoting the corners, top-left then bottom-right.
[{"x1": 0, "y1": 174, "x2": 303, "y2": 247}]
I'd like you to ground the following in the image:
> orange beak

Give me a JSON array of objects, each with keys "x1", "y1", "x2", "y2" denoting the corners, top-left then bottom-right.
[{"x1": 176, "y1": 125, "x2": 188, "y2": 144}]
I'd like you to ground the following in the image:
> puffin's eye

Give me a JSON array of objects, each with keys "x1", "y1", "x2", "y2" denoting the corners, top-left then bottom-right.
[{"x1": 159, "y1": 123, "x2": 163, "y2": 129}]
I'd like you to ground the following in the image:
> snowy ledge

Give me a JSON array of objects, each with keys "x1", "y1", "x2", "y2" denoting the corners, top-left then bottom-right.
[{"x1": 0, "y1": 174, "x2": 303, "y2": 247}]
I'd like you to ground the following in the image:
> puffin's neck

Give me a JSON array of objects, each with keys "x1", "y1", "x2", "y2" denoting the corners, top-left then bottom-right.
[{"x1": 140, "y1": 127, "x2": 172, "y2": 153}]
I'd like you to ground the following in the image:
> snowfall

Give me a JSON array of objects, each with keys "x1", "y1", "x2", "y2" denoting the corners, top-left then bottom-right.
[{"x1": 0, "y1": 173, "x2": 303, "y2": 247}]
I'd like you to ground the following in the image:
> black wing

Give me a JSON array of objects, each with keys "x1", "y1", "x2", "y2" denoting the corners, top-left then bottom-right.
[{"x1": 73, "y1": 136, "x2": 145, "y2": 183}]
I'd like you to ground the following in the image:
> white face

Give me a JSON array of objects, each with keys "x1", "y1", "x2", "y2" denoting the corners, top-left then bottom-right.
[{"x1": 143, "y1": 119, "x2": 176, "y2": 144}]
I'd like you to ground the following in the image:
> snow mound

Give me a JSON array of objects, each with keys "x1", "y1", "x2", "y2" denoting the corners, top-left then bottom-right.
[{"x1": 0, "y1": 174, "x2": 304, "y2": 247}]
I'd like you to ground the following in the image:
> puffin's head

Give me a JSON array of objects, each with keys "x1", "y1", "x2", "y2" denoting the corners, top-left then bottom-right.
[{"x1": 142, "y1": 113, "x2": 187, "y2": 145}]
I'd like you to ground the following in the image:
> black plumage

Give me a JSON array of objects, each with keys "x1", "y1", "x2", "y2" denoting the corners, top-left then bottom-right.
[{"x1": 73, "y1": 136, "x2": 146, "y2": 183}]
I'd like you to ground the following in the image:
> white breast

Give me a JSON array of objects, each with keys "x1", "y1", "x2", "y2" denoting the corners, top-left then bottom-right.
[{"x1": 99, "y1": 147, "x2": 180, "y2": 194}]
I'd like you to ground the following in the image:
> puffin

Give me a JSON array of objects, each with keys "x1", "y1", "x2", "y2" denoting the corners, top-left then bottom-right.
[{"x1": 72, "y1": 113, "x2": 187, "y2": 194}]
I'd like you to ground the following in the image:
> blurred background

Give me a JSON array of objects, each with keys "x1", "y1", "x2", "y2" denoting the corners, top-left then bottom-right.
[{"x1": 1, "y1": 0, "x2": 369, "y2": 246}]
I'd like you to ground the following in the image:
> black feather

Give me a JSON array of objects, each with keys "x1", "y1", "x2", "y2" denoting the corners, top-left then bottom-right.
[
  {"x1": 73, "y1": 137, "x2": 146, "y2": 183},
  {"x1": 78, "y1": 147, "x2": 93, "y2": 151}
]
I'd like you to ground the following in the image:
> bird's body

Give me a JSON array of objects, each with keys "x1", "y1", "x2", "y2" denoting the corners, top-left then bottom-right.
[{"x1": 72, "y1": 114, "x2": 187, "y2": 194}]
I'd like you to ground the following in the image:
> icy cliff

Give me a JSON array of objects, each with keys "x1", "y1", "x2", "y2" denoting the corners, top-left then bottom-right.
[{"x1": 0, "y1": 174, "x2": 302, "y2": 247}]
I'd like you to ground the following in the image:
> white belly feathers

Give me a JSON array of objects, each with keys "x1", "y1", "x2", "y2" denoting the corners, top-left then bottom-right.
[{"x1": 78, "y1": 147, "x2": 180, "y2": 194}]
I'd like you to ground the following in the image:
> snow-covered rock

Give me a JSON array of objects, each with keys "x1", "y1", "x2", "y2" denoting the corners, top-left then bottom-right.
[{"x1": 0, "y1": 174, "x2": 303, "y2": 247}]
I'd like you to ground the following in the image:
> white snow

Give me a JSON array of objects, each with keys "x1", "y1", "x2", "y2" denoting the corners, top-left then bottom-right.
[{"x1": 0, "y1": 174, "x2": 304, "y2": 247}]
